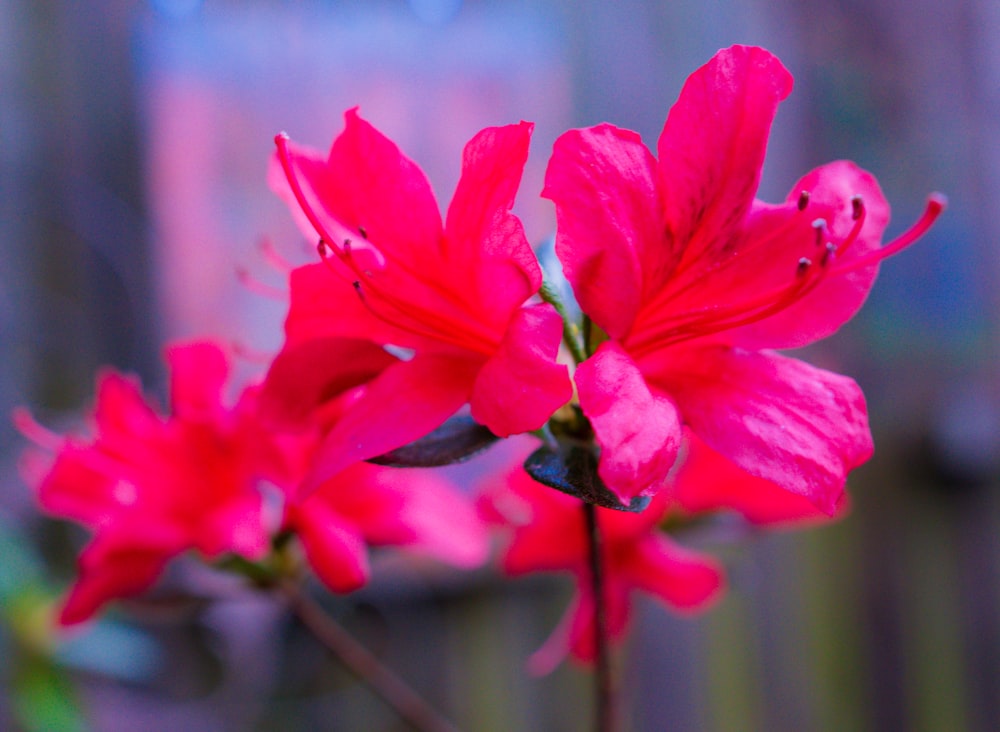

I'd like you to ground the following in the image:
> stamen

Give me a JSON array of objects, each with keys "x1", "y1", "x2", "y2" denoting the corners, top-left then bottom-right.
[
  {"x1": 258, "y1": 237, "x2": 294, "y2": 274},
  {"x1": 834, "y1": 193, "x2": 946, "y2": 275},
  {"x1": 236, "y1": 266, "x2": 287, "y2": 300},
  {"x1": 358, "y1": 225, "x2": 368, "y2": 240},
  {"x1": 12, "y1": 407, "x2": 64, "y2": 452},
  {"x1": 630, "y1": 192, "x2": 944, "y2": 358},
  {"x1": 797, "y1": 191, "x2": 811, "y2": 211},
  {"x1": 812, "y1": 218, "x2": 827, "y2": 246},
  {"x1": 851, "y1": 195, "x2": 864, "y2": 221},
  {"x1": 821, "y1": 242, "x2": 837, "y2": 267}
]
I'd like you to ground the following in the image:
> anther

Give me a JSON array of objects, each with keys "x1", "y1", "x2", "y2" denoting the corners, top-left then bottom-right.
[
  {"x1": 821, "y1": 242, "x2": 837, "y2": 267},
  {"x1": 797, "y1": 191, "x2": 811, "y2": 211},
  {"x1": 851, "y1": 195, "x2": 864, "y2": 221},
  {"x1": 797, "y1": 257, "x2": 812, "y2": 275},
  {"x1": 317, "y1": 238, "x2": 328, "y2": 257},
  {"x1": 358, "y1": 225, "x2": 368, "y2": 240},
  {"x1": 812, "y1": 218, "x2": 827, "y2": 246}
]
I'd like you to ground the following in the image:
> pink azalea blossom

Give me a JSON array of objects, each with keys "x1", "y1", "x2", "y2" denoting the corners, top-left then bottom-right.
[
  {"x1": 481, "y1": 466, "x2": 724, "y2": 672},
  {"x1": 265, "y1": 110, "x2": 572, "y2": 492},
  {"x1": 543, "y1": 44, "x2": 944, "y2": 510},
  {"x1": 18, "y1": 342, "x2": 491, "y2": 622},
  {"x1": 16, "y1": 343, "x2": 285, "y2": 624}
]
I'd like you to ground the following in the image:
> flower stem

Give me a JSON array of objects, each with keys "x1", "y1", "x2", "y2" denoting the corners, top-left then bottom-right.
[
  {"x1": 584, "y1": 501, "x2": 615, "y2": 732},
  {"x1": 279, "y1": 579, "x2": 462, "y2": 732},
  {"x1": 539, "y1": 281, "x2": 588, "y2": 365}
]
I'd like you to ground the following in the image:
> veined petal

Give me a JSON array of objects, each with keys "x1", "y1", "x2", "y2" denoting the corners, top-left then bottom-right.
[
  {"x1": 300, "y1": 354, "x2": 479, "y2": 496},
  {"x1": 470, "y1": 304, "x2": 572, "y2": 437},
  {"x1": 656, "y1": 45, "x2": 793, "y2": 267},
  {"x1": 651, "y1": 346, "x2": 873, "y2": 514},
  {"x1": 673, "y1": 432, "x2": 849, "y2": 526},
  {"x1": 544, "y1": 124, "x2": 662, "y2": 339},
  {"x1": 575, "y1": 342, "x2": 682, "y2": 502},
  {"x1": 445, "y1": 122, "x2": 541, "y2": 319}
]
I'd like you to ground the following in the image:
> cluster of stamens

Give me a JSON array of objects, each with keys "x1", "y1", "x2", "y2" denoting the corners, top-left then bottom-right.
[
  {"x1": 628, "y1": 189, "x2": 946, "y2": 356},
  {"x1": 273, "y1": 133, "x2": 497, "y2": 355}
]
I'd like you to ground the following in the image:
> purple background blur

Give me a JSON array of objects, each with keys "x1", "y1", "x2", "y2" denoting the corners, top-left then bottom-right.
[{"x1": 2, "y1": 0, "x2": 998, "y2": 730}]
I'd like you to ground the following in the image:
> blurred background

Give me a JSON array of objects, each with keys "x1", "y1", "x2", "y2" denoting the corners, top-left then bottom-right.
[{"x1": 1, "y1": 0, "x2": 998, "y2": 730}]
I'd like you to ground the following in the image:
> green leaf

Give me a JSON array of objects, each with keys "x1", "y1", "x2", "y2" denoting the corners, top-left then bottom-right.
[
  {"x1": 523, "y1": 445, "x2": 651, "y2": 512},
  {"x1": 367, "y1": 415, "x2": 499, "y2": 468}
]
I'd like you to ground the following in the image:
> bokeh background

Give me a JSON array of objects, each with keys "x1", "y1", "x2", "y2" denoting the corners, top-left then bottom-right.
[{"x1": 2, "y1": 0, "x2": 998, "y2": 730}]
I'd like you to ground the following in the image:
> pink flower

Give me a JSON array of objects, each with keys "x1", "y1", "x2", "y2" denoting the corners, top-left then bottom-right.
[
  {"x1": 482, "y1": 466, "x2": 723, "y2": 672},
  {"x1": 265, "y1": 110, "x2": 572, "y2": 492},
  {"x1": 287, "y1": 461, "x2": 489, "y2": 593},
  {"x1": 544, "y1": 45, "x2": 944, "y2": 509},
  {"x1": 17, "y1": 343, "x2": 285, "y2": 624}
]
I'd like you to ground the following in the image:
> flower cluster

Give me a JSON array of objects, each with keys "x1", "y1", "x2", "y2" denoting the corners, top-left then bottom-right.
[{"x1": 18, "y1": 45, "x2": 942, "y2": 669}]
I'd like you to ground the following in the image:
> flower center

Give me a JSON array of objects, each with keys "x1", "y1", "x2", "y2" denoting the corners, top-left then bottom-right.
[{"x1": 274, "y1": 133, "x2": 498, "y2": 356}]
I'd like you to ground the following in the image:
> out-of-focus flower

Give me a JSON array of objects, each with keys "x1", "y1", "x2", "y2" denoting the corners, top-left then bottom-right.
[
  {"x1": 17, "y1": 343, "x2": 285, "y2": 624},
  {"x1": 544, "y1": 44, "x2": 944, "y2": 509},
  {"x1": 481, "y1": 466, "x2": 724, "y2": 673},
  {"x1": 287, "y1": 460, "x2": 489, "y2": 593},
  {"x1": 265, "y1": 110, "x2": 571, "y2": 493}
]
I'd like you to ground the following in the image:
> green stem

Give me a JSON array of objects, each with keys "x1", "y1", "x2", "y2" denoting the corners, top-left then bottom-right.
[{"x1": 539, "y1": 281, "x2": 587, "y2": 365}]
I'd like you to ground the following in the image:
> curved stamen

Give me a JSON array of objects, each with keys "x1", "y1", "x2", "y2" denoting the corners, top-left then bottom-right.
[
  {"x1": 833, "y1": 193, "x2": 947, "y2": 276},
  {"x1": 236, "y1": 267, "x2": 288, "y2": 301},
  {"x1": 13, "y1": 407, "x2": 64, "y2": 452}
]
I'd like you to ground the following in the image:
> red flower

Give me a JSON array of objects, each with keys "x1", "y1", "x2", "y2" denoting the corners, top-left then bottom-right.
[
  {"x1": 481, "y1": 467, "x2": 723, "y2": 672},
  {"x1": 544, "y1": 45, "x2": 944, "y2": 509},
  {"x1": 17, "y1": 343, "x2": 286, "y2": 624},
  {"x1": 265, "y1": 110, "x2": 571, "y2": 492}
]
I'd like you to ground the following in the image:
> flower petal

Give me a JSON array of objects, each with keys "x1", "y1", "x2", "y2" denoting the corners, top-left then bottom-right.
[
  {"x1": 445, "y1": 122, "x2": 541, "y2": 322},
  {"x1": 281, "y1": 262, "x2": 435, "y2": 353},
  {"x1": 292, "y1": 500, "x2": 370, "y2": 593},
  {"x1": 311, "y1": 462, "x2": 489, "y2": 568},
  {"x1": 300, "y1": 354, "x2": 480, "y2": 496},
  {"x1": 260, "y1": 335, "x2": 399, "y2": 427},
  {"x1": 470, "y1": 304, "x2": 572, "y2": 437},
  {"x1": 544, "y1": 124, "x2": 662, "y2": 338},
  {"x1": 656, "y1": 45, "x2": 793, "y2": 267},
  {"x1": 620, "y1": 533, "x2": 725, "y2": 611},
  {"x1": 575, "y1": 342, "x2": 682, "y2": 502},
  {"x1": 652, "y1": 346, "x2": 872, "y2": 514},
  {"x1": 166, "y1": 342, "x2": 228, "y2": 419},
  {"x1": 58, "y1": 531, "x2": 174, "y2": 625},
  {"x1": 672, "y1": 432, "x2": 849, "y2": 526},
  {"x1": 271, "y1": 109, "x2": 443, "y2": 269}
]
